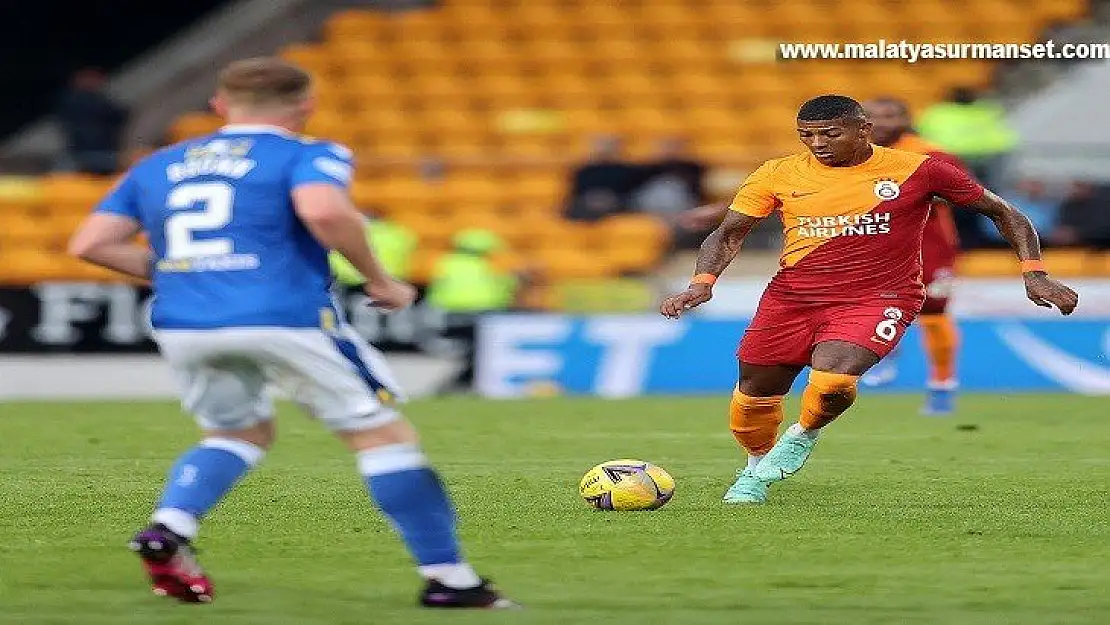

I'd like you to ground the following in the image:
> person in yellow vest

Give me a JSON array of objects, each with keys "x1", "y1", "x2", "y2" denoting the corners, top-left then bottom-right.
[
  {"x1": 329, "y1": 216, "x2": 417, "y2": 286},
  {"x1": 917, "y1": 86, "x2": 1019, "y2": 187},
  {"x1": 425, "y1": 229, "x2": 518, "y2": 312},
  {"x1": 427, "y1": 229, "x2": 522, "y2": 394}
]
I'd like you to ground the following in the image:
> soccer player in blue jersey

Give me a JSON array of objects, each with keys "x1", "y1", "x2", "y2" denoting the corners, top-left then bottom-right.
[{"x1": 68, "y1": 58, "x2": 515, "y2": 609}]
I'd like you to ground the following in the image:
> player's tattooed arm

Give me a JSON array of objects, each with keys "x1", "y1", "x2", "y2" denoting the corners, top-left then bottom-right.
[
  {"x1": 660, "y1": 211, "x2": 763, "y2": 319},
  {"x1": 962, "y1": 189, "x2": 1042, "y2": 261},
  {"x1": 962, "y1": 189, "x2": 1079, "y2": 315},
  {"x1": 694, "y1": 211, "x2": 761, "y2": 276}
]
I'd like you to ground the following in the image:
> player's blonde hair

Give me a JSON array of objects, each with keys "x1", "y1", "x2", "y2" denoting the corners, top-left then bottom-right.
[{"x1": 216, "y1": 57, "x2": 311, "y2": 109}]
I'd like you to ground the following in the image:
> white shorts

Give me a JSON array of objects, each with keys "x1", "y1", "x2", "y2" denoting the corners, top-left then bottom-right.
[{"x1": 153, "y1": 326, "x2": 406, "y2": 432}]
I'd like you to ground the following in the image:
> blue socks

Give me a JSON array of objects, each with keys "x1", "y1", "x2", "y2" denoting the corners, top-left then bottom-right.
[
  {"x1": 150, "y1": 437, "x2": 478, "y2": 588},
  {"x1": 359, "y1": 443, "x2": 479, "y2": 588},
  {"x1": 152, "y1": 438, "x2": 266, "y2": 539}
]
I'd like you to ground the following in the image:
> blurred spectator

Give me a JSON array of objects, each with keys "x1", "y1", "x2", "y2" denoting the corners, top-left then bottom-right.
[
  {"x1": 426, "y1": 229, "x2": 518, "y2": 313},
  {"x1": 329, "y1": 209, "x2": 418, "y2": 285},
  {"x1": 564, "y1": 135, "x2": 641, "y2": 222},
  {"x1": 631, "y1": 136, "x2": 709, "y2": 249},
  {"x1": 980, "y1": 178, "x2": 1062, "y2": 247},
  {"x1": 917, "y1": 86, "x2": 1018, "y2": 187},
  {"x1": 54, "y1": 68, "x2": 129, "y2": 175},
  {"x1": 1052, "y1": 181, "x2": 1110, "y2": 249},
  {"x1": 426, "y1": 229, "x2": 524, "y2": 395}
]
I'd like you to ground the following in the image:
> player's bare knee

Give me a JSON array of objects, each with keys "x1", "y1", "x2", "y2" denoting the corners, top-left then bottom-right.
[
  {"x1": 203, "y1": 420, "x2": 275, "y2": 450},
  {"x1": 811, "y1": 341, "x2": 880, "y2": 376},
  {"x1": 738, "y1": 362, "x2": 799, "y2": 397},
  {"x1": 336, "y1": 411, "x2": 420, "y2": 453}
]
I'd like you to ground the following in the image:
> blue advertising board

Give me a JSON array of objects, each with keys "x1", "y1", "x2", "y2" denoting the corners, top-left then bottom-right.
[{"x1": 475, "y1": 315, "x2": 1110, "y2": 398}]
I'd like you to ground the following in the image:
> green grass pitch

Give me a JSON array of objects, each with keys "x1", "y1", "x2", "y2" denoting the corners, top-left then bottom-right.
[{"x1": 0, "y1": 394, "x2": 1107, "y2": 624}]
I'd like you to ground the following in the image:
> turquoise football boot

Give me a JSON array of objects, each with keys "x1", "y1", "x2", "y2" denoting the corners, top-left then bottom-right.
[
  {"x1": 723, "y1": 468, "x2": 768, "y2": 504},
  {"x1": 752, "y1": 429, "x2": 818, "y2": 483}
]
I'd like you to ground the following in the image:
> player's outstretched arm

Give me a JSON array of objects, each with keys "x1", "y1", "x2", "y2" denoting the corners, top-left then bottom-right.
[
  {"x1": 68, "y1": 214, "x2": 152, "y2": 281},
  {"x1": 963, "y1": 189, "x2": 1079, "y2": 315},
  {"x1": 676, "y1": 202, "x2": 730, "y2": 231},
  {"x1": 660, "y1": 211, "x2": 763, "y2": 319},
  {"x1": 292, "y1": 183, "x2": 414, "y2": 311}
]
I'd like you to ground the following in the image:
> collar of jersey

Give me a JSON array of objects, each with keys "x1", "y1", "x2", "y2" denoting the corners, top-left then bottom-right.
[
  {"x1": 218, "y1": 124, "x2": 295, "y2": 136},
  {"x1": 810, "y1": 144, "x2": 884, "y2": 171}
]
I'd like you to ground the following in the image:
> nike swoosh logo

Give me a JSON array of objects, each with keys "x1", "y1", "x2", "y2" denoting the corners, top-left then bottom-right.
[
  {"x1": 791, "y1": 191, "x2": 818, "y2": 198},
  {"x1": 994, "y1": 324, "x2": 1110, "y2": 393}
]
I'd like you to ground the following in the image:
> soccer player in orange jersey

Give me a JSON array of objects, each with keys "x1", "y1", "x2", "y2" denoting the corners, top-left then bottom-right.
[
  {"x1": 661, "y1": 95, "x2": 1078, "y2": 505},
  {"x1": 860, "y1": 97, "x2": 968, "y2": 414}
]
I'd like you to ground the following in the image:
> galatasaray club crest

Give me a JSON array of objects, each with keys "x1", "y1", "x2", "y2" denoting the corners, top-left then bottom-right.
[{"x1": 873, "y1": 179, "x2": 900, "y2": 200}]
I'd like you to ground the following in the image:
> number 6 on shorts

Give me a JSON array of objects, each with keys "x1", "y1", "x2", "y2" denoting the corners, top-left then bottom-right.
[{"x1": 873, "y1": 307, "x2": 905, "y2": 343}]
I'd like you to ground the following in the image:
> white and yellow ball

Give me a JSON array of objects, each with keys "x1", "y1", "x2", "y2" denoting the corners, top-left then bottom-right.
[{"x1": 579, "y1": 459, "x2": 675, "y2": 511}]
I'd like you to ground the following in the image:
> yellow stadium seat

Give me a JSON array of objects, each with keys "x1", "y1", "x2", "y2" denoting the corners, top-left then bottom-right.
[
  {"x1": 524, "y1": 40, "x2": 586, "y2": 68},
  {"x1": 433, "y1": 143, "x2": 496, "y2": 161},
  {"x1": 327, "y1": 41, "x2": 386, "y2": 70},
  {"x1": 388, "y1": 9, "x2": 448, "y2": 35},
  {"x1": 389, "y1": 36, "x2": 453, "y2": 63},
  {"x1": 586, "y1": 37, "x2": 642, "y2": 63},
  {"x1": 280, "y1": 44, "x2": 337, "y2": 78},
  {"x1": 348, "y1": 76, "x2": 411, "y2": 112},
  {"x1": 604, "y1": 243, "x2": 668, "y2": 274},
  {"x1": 0, "y1": 249, "x2": 65, "y2": 285},
  {"x1": 0, "y1": 213, "x2": 57, "y2": 247},
  {"x1": 505, "y1": 172, "x2": 565, "y2": 206},
  {"x1": 408, "y1": 74, "x2": 474, "y2": 101},
  {"x1": 505, "y1": 214, "x2": 573, "y2": 250},
  {"x1": 323, "y1": 10, "x2": 386, "y2": 43},
  {"x1": 535, "y1": 247, "x2": 617, "y2": 281},
  {"x1": 435, "y1": 6, "x2": 506, "y2": 31},
  {"x1": 599, "y1": 214, "x2": 671, "y2": 251},
  {"x1": 169, "y1": 112, "x2": 222, "y2": 142},
  {"x1": 304, "y1": 111, "x2": 358, "y2": 146},
  {"x1": 368, "y1": 177, "x2": 439, "y2": 213},
  {"x1": 639, "y1": 3, "x2": 697, "y2": 28},
  {"x1": 956, "y1": 250, "x2": 1015, "y2": 277},
  {"x1": 392, "y1": 212, "x2": 458, "y2": 250},
  {"x1": 439, "y1": 175, "x2": 507, "y2": 206},
  {"x1": 39, "y1": 174, "x2": 113, "y2": 210},
  {"x1": 1042, "y1": 249, "x2": 1098, "y2": 278},
  {"x1": 419, "y1": 108, "x2": 483, "y2": 134}
]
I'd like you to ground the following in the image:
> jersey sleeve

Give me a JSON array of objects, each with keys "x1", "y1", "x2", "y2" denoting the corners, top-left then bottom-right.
[
  {"x1": 93, "y1": 172, "x2": 140, "y2": 220},
  {"x1": 728, "y1": 160, "x2": 781, "y2": 218},
  {"x1": 923, "y1": 156, "x2": 985, "y2": 206},
  {"x1": 290, "y1": 141, "x2": 355, "y2": 190}
]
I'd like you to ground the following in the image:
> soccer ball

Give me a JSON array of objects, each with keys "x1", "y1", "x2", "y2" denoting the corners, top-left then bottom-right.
[{"x1": 579, "y1": 459, "x2": 675, "y2": 511}]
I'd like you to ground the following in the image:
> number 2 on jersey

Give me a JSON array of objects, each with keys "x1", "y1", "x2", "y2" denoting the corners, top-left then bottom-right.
[{"x1": 166, "y1": 182, "x2": 235, "y2": 259}]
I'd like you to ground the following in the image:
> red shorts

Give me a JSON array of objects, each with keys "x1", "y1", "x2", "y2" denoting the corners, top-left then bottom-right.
[
  {"x1": 738, "y1": 296, "x2": 921, "y2": 367},
  {"x1": 922, "y1": 255, "x2": 957, "y2": 314}
]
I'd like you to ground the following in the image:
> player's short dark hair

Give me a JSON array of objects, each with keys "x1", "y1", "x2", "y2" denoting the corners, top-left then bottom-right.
[
  {"x1": 797, "y1": 95, "x2": 866, "y2": 122},
  {"x1": 218, "y1": 57, "x2": 312, "y2": 107}
]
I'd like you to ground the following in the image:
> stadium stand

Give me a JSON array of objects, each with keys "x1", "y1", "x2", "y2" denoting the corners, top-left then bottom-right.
[{"x1": 0, "y1": 0, "x2": 1103, "y2": 287}]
